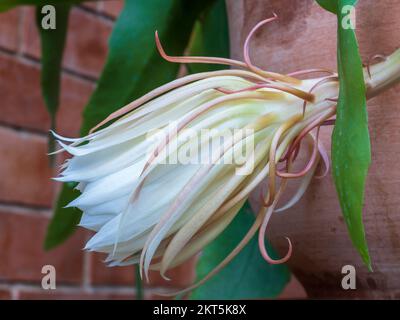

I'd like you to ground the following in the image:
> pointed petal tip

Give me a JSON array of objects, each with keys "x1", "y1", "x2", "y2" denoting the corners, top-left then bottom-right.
[
  {"x1": 160, "y1": 272, "x2": 171, "y2": 282},
  {"x1": 63, "y1": 198, "x2": 78, "y2": 208}
]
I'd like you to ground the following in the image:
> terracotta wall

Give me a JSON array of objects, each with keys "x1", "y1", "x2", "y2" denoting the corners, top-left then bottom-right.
[{"x1": 0, "y1": 1, "x2": 196, "y2": 300}]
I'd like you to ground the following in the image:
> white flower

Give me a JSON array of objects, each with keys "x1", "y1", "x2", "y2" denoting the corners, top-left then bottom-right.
[{"x1": 53, "y1": 15, "x2": 344, "y2": 293}]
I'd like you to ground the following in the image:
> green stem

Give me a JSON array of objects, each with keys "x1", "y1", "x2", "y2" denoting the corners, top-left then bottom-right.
[{"x1": 135, "y1": 265, "x2": 144, "y2": 300}]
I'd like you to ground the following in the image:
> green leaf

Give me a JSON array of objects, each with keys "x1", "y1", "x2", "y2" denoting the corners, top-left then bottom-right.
[
  {"x1": 315, "y1": 0, "x2": 338, "y2": 13},
  {"x1": 44, "y1": 182, "x2": 81, "y2": 250},
  {"x1": 36, "y1": 4, "x2": 70, "y2": 121},
  {"x1": 187, "y1": 0, "x2": 229, "y2": 73},
  {"x1": 331, "y1": 0, "x2": 372, "y2": 269},
  {"x1": 47, "y1": 0, "x2": 216, "y2": 248},
  {"x1": 35, "y1": 4, "x2": 70, "y2": 153},
  {"x1": 190, "y1": 202, "x2": 290, "y2": 299},
  {"x1": 315, "y1": 0, "x2": 357, "y2": 14}
]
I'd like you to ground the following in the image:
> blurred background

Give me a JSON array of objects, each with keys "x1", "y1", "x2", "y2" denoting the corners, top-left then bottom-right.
[{"x1": 0, "y1": 0, "x2": 201, "y2": 300}]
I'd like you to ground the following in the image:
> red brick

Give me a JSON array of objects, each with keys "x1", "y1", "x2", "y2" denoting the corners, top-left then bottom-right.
[
  {"x1": 0, "y1": 208, "x2": 86, "y2": 284},
  {"x1": 90, "y1": 252, "x2": 135, "y2": 286},
  {"x1": 63, "y1": 8, "x2": 111, "y2": 78},
  {"x1": 22, "y1": 7, "x2": 112, "y2": 78},
  {"x1": 20, "y1": 7, "x2": 41, "y2": 58},
  {"x1": 18, "y1": 289, "x2": 135, "y2": 300},
  {"x1": 91, "y1": 252, "x2": 196, "y2": 288},
  {"x1": 0, "y1": 289, "x2": 12, "y2": 300},
  {"x1": 100, "y1": 0, "x2": 124, "y2": 19},
  {"x1": 0, "y1": 54, "x2": 48, "y2": 132},
  {"x1": 56, "y1": 75, "x2": 94, "y2": 137},
  {"x1": 0, "y1": 8, "x2": 20, "y2": 51},
  {"x1": 0, "y1": 127, "x2": 54, "y2": 207},
  {"x1": 0, "y1": 54, "x2": 93, "y2": 135}
]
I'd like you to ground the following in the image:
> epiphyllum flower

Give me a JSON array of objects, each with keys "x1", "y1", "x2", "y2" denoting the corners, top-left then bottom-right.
[{"x1": 53, "y1": 15, "x2": 400, "y2": 294}]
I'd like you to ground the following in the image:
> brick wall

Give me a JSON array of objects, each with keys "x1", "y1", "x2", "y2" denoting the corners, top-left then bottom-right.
[{"x1": 0, "y1": 0, "x2": 197, "y2": 300}]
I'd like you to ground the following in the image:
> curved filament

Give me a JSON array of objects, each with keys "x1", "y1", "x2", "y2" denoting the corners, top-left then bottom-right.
[
  {"x1": 157, "y1": 205, "x2": 266, "y2": 297},
  {"x1": 258, "y1": 181, "x2": 272, "y2": 208},
  {"x1": 243, "y1": 14, "x2": 278, "y2": 71},
  {"x1": 216, "y1": 83, "x2": 315, "y2": 102},
  {"x1": 279, "y1": 141, "x2": 301, "y2": 163},
  {"x1": 156, "y1": 31, "x2": 248, "y2": 69},
  {"x1": 157, "y1": 26, "x2": 300, "y2": 85},
  {"x1": 275, "y1": 146, "x2": 320, "y2": 213},
  {"x1": 258, "y1": 164, "x2": 292, "y2": 264},
  {"x1": 285, "y1": 107, "x2": 336, "y2": 161},
  {"x1": 276, "y1": 127, "x2": 320, "y2": 179},
  {"x1": 288, "y1": 68, "x2": 337, "y2": 77},
  {"x1": 302, "y1": 76, "x2": 338, "y2": 116},
  {"x1": 264, "y1": 115, "x2": 302, "y2": 207},
  {"x1": 315, "y1": 139, "x2": 330, "y2": 179},
  {"x1": 366, "y1": 54, "x2": 387, "y2": 79},
  {"x1": 321, "y1": 119, "x2": 336, "y2": 126}
]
